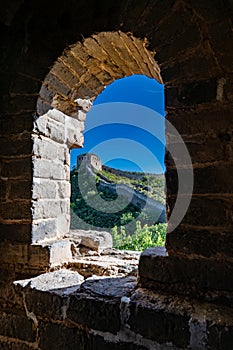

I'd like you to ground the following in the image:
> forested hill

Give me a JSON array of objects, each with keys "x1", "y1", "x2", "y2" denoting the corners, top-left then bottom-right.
[
  {"x1": 70, "y1": 164, "x2": 166, "y2": 233},
  {"x1": 99, "y1": 165, "x2": 165, "y2": 205}
]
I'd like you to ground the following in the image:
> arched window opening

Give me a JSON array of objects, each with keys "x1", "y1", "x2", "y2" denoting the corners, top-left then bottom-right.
[
  {"x1": 33, "y1": 31, "x2": 166, "y2": 267},
  {"x1": 70, "y1": 75, "x2": 166, "y2": 251}
]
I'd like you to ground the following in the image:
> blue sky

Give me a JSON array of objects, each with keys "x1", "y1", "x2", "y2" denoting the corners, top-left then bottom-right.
[{"x1": 71, "y1": 75, "x2": 165, "y2": 173}]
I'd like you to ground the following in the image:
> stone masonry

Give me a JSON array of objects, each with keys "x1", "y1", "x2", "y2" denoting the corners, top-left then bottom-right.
[{"x1": 0, "y1": 0, "x2": 233, "y2": 349}]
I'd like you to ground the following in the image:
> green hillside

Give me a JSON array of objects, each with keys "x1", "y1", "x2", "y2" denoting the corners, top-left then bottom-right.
[
  {"x1": 70, "y1": 165, "x2": 166, "y2": 251},
  {"x1": 99, "y1": 166, "x2": 165, "y2": 205}
]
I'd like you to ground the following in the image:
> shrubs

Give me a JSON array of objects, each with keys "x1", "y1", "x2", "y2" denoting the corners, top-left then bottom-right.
[
  {"x1": 70, "y1": 167, "x2": 166, "y2": 251},
  {"x1": 111, "y1": 222, "x2": 166, "y2": 251}
]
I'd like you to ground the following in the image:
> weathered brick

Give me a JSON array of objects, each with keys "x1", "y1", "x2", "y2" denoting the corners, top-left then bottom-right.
[
  {"x1": 0, "y1": 312, "x2": 36, "y2": 342},
  {"x1": 0, "y1": 134, "x2": 32, "y2": 156},
  {"x1": 156, "y1": 23, "x2": 201, "y2": 63},
  {"x1": 139, "y1": 248, "x2": 233, "y2": 292},
  {"x1": 44, "y1": 72, "x2": 70, "y2": 97},
  {"x1": 32, "y1": 199, "x2": 69, "y2": 220},
  {"x1": 33, "y1": 158, "x2": 68, "y2": 180},
  {"x1": 0, "y1": 179, "x2": 7, "y2": 199},
  {"x1": 166, "y1": 165, "x2": 233, "y2": 195},
  {"x1": 10, "y1": 73, "x2": 41, "y2": 94},
  {"x1": 166, "y1": 104, "x2": 233, "y2": 136},
  {"x1": 0, "y1": 223, "x2": 31, "y2": 243},
  {"x1": 39, "y1": 322, "x2": 88, "y2": 350},
  {"x1": 59, "y1": 54, "x2": 87, "y2": 78},
  {"x1": 3, "y1": 95, "x2": 37, "y2": 114},
  {"x1": 67, "y1": 294, "x2": 121, "y2": 334},
  {"x1": 167, "y1": 137, "x2": 228, "y2": 165},
  {"x1": 9, "y1": 180, "x2": 32, "y2": 199},
  {"x1": 0, "y1": 340, "x2": 35, "y2": 350},
  {"x1": 167, "y1": 195, "x2": 228, "y2": 226},
  {"x1": 128, "y1": 298, "x2": 190, "y2": 348},
  {"x1": 0, "y1": 114, "x2": 33, "y2": 135},
  {"x1": 33, "y1": 137, "x2": 58, "y2": 160},
  {"x1": 51, "y1": 61, "x2": 80, "y2": 89},
  {"x1": 0, "y1": 200, "x2": 31, "y2": 220},
  {"x1": 207, "y1": 322, "x2": 233, "y2": 350},
  {"x1": 210, "y1": 20, "x2": 233, "y2": 72},
  {"x1": 162, "y1": 51, "x2": 220, "y2": 84},
  {"x1": 166, "y1": 228, "x2": 233, "y2": 258},
  {"x1": 187, "y1": 0, "x2": 229, "y2": 23},
  {"x1": 32, "y1": 219, "x2": 57, "y2": 242},
  {"x1": 34, "y1": 114, "x2": 65, "y2": 144},
  {"x1": 166, "y1": 79, "x2": 218, "y2": 107},
  {"x1": 1, "y1": 158, "x2": 32, "y2": 179},
  {"x1": 32, "y1": 179, "x2": 57, "y2": 199}
]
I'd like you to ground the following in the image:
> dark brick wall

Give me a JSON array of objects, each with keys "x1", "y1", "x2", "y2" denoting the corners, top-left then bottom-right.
[{"x1": 0, "y1": 0, "x2": 233, "y2": 348}]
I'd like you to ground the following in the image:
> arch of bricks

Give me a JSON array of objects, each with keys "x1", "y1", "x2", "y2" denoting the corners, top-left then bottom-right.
[
  {"x1": 0, "y1": 1, "x2": 233, "y2": 348},
  {"x1": 31, "y1": 31, "x2": 162, "y2": 250}
]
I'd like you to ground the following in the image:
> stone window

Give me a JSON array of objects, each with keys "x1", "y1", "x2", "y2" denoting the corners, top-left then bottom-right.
[{"x1": 32, "y1": 31, "x2": 163, "y2": 268}]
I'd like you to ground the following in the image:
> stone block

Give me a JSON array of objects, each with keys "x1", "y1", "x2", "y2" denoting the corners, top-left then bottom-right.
[
  {"x1": 47, "y1": 108, "x2": 66, "y2": 124},
  {"x1": 128, "y1": 295, "x2": 190, "y2": 348},
  {"x1": 0, "y1": 340, "x2": 35, "y2": 350},
  {"x1": 166, "y1": 228, "x2": 233, "y2": 258},
  {"x1": 57, "y1": 214, "x2": 70, "y2": 237},
  {"x1": 157, "y1": 23, "x2": 201, "y2": 63},
  {"x1": 166, "y1": 104, "x2": 232, "y2": 136},
  {"x1": 57, "y1": 144, "x2": 70, "y2": 164},
  {"x1": 0, "y1": 312, "x2": 36, "y2": 342},
  {"x1": 0, "y1": 114, "x2": 33, "y2": 135},
  {"x1": 138, "y1": 248, "x2": 233, "y2": 295},
  {"x1": 33, "y1": 158, "x2": 67, "y2": 180},
  {"x1": 0, "y1": 223, "x2": 31, "y2": 243},
  {"x1": 1, "y1": 158, "x2": 32, "y2": 179},
  {"x1": 32, "y1": 219, "x2": 57, "y2": 242},
  {"x1": 32, "y1": 198, "x2": 69, "y2": 220},
  {"x1": 9, "y1": 180, "x2": 32, "y2": 199},
  {"x1": 65, "y1": 116, "x2": 84, "y2": 148},
  {"x1": 44, "y1": 72, "x2": 70, "y2": 96},
  {"x1": 48, "y1": 240, "x2": 73, "y2": 266},
  {"x1": 32, "y1": 178, "x2": 57, "y2": 199},
  {"x1": 15, "y1": 270, "x2": 84, "y2": 319},
  {"x1": 68, "y1": 293, "x2": 121, "y2": 333},
  {"x1": 166, "y1": 79, "x2": 218, "y2": 107},
  {"x1": 33, "y1": 137, "x2": 58, "y2": 160},
  {"x1": 167, "y1": 195, "x2": 228, "y2": 227},
  {"x1": 0, "y1": 179, "x2": 7, "y2": 199},
  {"x1": 0, "y1": 134, "x2": 32, "y2": 156},
  {"x1": 34, "y1": 114, "x2": 65, "y2": 144},
  {"x1": 67, "y1": 277, "x2": 135, "y2": 334},
  {"x1": 0, "y1": 200, "x2": 31, "y2": 220},
  {"x1": 166, "y1": 165, "x2": 233, "y2": 195},
  {"x1": 39, "y1": 322, "x2": 88, "y2": 350},
  {"x1": 162, "y1": 51, "x2": 220, "y2": 84},
  {"x1": 166, "y1": 137, "x2": 227, "y2": 166},
  {"x1": 57, "y1": 181, "x2": 70, "y2": 198},
  {"x1": 69, "y1": 230, "x2": 113, "y2": 252}
]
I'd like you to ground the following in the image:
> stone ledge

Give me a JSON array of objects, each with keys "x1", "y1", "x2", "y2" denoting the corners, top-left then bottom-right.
[
  {"x1": 13, "y1": 269, "x2": 233, "y2": 349},
  {"x1": 139, "y1": 248, "x2": 233, "y2": 302}
]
